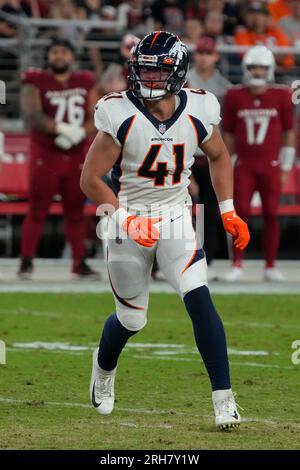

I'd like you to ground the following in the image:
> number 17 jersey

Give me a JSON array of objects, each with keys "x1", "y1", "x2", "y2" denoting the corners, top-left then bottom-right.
[
  {"x1": 94, "y1": 88, "x2": 221, "y2": 213},
  {"x1": 222, "y1": 84, "x2": 293, "y2": 171}
]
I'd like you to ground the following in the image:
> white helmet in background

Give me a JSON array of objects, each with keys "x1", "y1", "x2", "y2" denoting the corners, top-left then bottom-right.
[{"x1": 242, "y1": 46, "x2": 275, "y2": 88}]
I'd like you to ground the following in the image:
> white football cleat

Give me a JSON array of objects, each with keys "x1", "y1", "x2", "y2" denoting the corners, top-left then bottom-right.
[
  {"x1": 212, "y1": 389, "x2": 241, "y2": 431},
  {"x1": 263, "y1": 268, "x2": 284, "y2": 282},
  {"x1": 90, "y1": 348, "x2": 116, "y2": 415},
  {"x1": 223, "y1": 267, "x2": 244, "y2": 282}
]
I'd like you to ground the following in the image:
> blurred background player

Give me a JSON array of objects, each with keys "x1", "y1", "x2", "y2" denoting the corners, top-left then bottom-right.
[
  {"x1": 18, "y1": 38, "x2": 99, "y2": 279},
  {"x1": 0, "y1": 127, "x2": 3, "y2": 280},
  {"x1": 223, "y1": 45, "x2": 295, "y2": 282},
  {"x1": 187, "y1": 36, "x2": 232, "y2": 281}
]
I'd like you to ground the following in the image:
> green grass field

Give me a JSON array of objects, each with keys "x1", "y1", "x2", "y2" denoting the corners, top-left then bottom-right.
[{"x1": 0, "y1": 292, "x2": 300, "y2": 450}]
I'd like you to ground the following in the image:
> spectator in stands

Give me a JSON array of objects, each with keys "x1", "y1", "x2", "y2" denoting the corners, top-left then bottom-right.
[
  {"x1": 98, "y1": 33, "x2": 139, "y2": 95},
  {"x1": 117, "y1": 0, "x2": 148, "y2": 35},
  {"x1": 180, "y1": 18, "x2": 204, "y2": 49},
  {"x1": 279, "y1": 0, "x2": 300, "y2": 48},
  {"x1": 267, "y1": 0, "x2": 291, "y2": 23},
  {"x1": 99, "y1": 63, "x2": 127, "y2": 96},
  {"x1": 204, "y1": 10, "x2": 227, "y2": 45},
  {"x1": 234, "y1": 1, "x2": 295, "y2": 70},
  {"x1": 76, "y1": 0, "x2": 102, "y2": 19},
  {"x1": 206, "y1": 0, "x2": 241, "y2": 36},
  {"x1": 150, "y1": 0, "x2": 185, "y2": 33},
  {"x1": 50, "y1": 0, "x2": 81, "y2": 41},
  {"x1": 187, "y1": 37, "x2": 232, "y2": 281},
  {"x1": 187, "y1": 36, "x2": 231, "y2": 100},
  {"x1": 119, "y1": 33, "x2": 139, "y2": 81},
  {"x1": 0, "y1": 0, "x2": 35, "y2": 38},
  {"x1": 77, "y1": 0, "x2": 105, "y2": 78},
  {"x1": 186, "y1": 0, "x2": 242, "y2": 37}
]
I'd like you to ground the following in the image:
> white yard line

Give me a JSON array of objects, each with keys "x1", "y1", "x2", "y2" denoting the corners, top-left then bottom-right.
[
  {"x1": 2, "y1": 307, "x2": 300, "y2": 331},
  {"x1": 0, "y1": 397, "x2": 299, "y2": 430},
  {"x1": 132, "y1": 355, "x2": 295, "y2": 370},
  {"x1": 8, "y1": 342, "x2": 279, "y2": 359}
]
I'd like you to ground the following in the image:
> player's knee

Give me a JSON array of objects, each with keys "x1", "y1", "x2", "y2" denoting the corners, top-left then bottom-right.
[
  {"x1": 117, "y1": 308, "x2": 147, "y2": 332},
  {"x1": 180, "y1": 257, "x2": 208, "y2": 296}
]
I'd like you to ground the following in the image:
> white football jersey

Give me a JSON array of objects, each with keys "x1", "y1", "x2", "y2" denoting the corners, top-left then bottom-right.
[{"x1": 94, "y1": 88, "x2": 221, "y2": 214}]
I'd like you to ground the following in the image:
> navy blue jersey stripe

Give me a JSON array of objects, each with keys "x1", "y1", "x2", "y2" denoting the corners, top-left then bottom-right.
[
  {"x1": 188, "y1": 114, "x2": 208, "y2": 145},
  {"x1": 116, "y1": 115, "x2": 136, "y2": 146},
  {"x1": 111, "y1": 153, "x2": 123, "y2": 195}
]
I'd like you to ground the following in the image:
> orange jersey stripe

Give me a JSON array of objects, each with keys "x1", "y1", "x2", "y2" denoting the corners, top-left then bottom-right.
[
  {"x1": 150, "y1": 31, "x2": 161, "y2": 48},
  {"x1": 124, "y1": 114, "x2": 137, "y2": 145},
  {"x1": 182, "y1": 240, "x2": 197, "y2": 274}
]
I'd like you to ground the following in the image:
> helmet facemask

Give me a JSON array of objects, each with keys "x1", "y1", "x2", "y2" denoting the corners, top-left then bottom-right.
[{"x1": 244, "y1": 65, "x2": 271, "y2": 88}]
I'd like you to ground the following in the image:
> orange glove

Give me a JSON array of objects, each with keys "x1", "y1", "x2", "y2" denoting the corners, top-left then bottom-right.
[
  {"x1": 221, "y1": 210, "x2": 250, "y2": 250},
  {"x1": 123, "y1": 215, "x2": 161, "y2": 247},
  {"x1": 111, "y1": 208, "x2": 161, "y2": 247}
]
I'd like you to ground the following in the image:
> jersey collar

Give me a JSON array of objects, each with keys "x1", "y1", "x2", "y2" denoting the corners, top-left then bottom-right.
[{"x1": 126, "y1": 89, "x2": 187, "y2": 134}]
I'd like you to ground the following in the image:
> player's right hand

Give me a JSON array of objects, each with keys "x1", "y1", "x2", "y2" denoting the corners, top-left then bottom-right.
[
  {"x1": 55, "y1": 122, "x2": 86, "y2": 148},
  {"x1": 123, "y1": 215, "x2": 161, "y2": 247},
  {"x1": 221, "y1": 210, "x2": 250, "y2": 250}
]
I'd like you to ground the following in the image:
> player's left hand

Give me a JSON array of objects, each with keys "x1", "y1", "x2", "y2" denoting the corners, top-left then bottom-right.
[{"x1": 221, "y1": 210, "x2": 250, "y2": 250}]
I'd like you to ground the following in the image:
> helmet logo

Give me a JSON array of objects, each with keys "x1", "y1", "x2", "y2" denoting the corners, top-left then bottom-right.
[
  {"x1": 163, "y1": 57, "x2": 174, "y2": 65},
  {"x1": 158, "y1": 123, "x2": 167, "y2": 134}
]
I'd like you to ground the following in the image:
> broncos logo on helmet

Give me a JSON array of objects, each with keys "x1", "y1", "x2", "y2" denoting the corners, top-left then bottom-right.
[{"x1": 128, "y1": 31, "x2": 189, "y2": 101}]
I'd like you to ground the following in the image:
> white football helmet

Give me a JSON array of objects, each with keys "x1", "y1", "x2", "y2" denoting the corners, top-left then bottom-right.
[{"x1": 242, "y1": 46, "x2": 275, "y2": 88}]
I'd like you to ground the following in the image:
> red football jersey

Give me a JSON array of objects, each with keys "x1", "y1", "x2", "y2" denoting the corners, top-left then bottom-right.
[
  {"x1": 21, "y1": 68, "x2": 95, "y2": 153},
  {"x1": 223, "y1": 85, "x2": 293, "y2": 169}
]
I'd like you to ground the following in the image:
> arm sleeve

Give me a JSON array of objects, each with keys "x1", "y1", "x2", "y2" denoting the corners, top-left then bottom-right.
[
  {"x1": 94, "y1": 100, "x2": 121, "y2": 146},
  {"x1": 281, "y1": 88, "x2": 294, "y2": 131}
]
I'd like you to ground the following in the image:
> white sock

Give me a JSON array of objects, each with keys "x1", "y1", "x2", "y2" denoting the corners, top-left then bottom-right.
[{"x1": 212, "y1": 388, "x2": 233, "y2": 401}]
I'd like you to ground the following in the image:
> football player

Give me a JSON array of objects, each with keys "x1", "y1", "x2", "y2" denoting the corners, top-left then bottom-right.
[
  {"x1": 223, "y1": 46, "x2": 295, "y2": 282},
  {"x1": 19, "y1": 38, "x2": 99, "y2": 279},
  {"x1": 81, "y1": 32, "x2": 250, "y2": 430}
]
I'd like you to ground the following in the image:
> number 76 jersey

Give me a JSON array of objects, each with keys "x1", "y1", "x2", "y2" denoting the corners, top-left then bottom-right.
[{"x1": 94, "y1": 88, "x2": 221, "y2": 213}]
